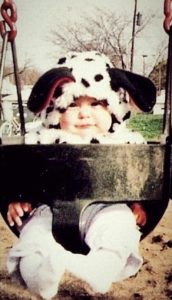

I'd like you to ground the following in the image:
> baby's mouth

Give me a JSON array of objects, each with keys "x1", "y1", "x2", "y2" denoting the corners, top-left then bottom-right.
[{"x1": 76, "y1": 123, "x2": 95, "y2": 129}]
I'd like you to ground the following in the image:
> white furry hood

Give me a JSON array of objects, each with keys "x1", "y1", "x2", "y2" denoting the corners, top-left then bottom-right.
[{"x1": 27, "y1": 51, "x2": 156, "y2": 133}]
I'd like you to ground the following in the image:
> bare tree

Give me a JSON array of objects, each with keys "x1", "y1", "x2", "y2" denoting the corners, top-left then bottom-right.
[
  {"x1": 1, "y1": 55, "x2": 40, "y2": 85},
  {"x1": 48, "y1": 8, "x2": 161, "y2": 71},
  {"x1": 0, "y1": 38, "x2": 35, "y2": 84},
  {"x1": 49, "y1": 9, "x2": 129, "y2": 69},
  {"x1": 3, "y1": 58, "x2": 31, "y2": 79},
  {"x1": 149, "y1": 40, "x2": 167, "y2": 72}
]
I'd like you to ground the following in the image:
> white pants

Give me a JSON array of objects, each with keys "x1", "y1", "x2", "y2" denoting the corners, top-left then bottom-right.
[{"x1": 7, "y1": 204, "x2": 142, "y2": 300}]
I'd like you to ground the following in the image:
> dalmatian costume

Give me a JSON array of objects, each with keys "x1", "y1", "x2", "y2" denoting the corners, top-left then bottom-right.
[
  {"x1": 7, "y1": 52, "x2": 156, "y2": 300},
  {"x1": 25, "y1": 51, "x2": 156, "y2": 144}
]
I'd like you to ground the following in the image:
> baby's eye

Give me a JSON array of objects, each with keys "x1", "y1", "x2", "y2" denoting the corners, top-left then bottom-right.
[
  {"x1": 91, "y1": 100, "x2": 108, "y2": 107},
  {"x1": 91, "y1": 101, "x2": 100, "y2": 107},
  {"x1": 69, "y1": 102, "x2": 77, "y2": 108}
]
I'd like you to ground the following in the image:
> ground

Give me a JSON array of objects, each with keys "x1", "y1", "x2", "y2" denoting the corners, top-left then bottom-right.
[{"x1": 0, "y1": 201, "x2": 172, "y2": 300}]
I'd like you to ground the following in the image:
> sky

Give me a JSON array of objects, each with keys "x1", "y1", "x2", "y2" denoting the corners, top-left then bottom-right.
[{"x1": 0, "y1": 0, "x2": 168, "y2": 75}]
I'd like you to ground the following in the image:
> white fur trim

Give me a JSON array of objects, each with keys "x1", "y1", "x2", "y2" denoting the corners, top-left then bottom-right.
[
  {"x1": 41, "y1": 110, "x2": 61, "y2": 127},
  {"x1": 25, "y1": 124, "x2": 146, "y2": 145}
]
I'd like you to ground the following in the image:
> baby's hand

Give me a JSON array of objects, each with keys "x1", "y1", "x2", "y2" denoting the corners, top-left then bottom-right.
[
  {"x1": 7, "y1": 202, "x2": 32, "y2": 227},
  {"x1": 130, "y1": 203, "x2": 147, "y2": 226}
]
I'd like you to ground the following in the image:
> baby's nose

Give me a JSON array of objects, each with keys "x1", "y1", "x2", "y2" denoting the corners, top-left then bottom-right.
[{"x1": 79, "y1": 105, "x2": 91, "y2": 118}]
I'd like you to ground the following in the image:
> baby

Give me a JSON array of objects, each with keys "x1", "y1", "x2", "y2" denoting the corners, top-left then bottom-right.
[{"x1": 7, "y1": 51, "x2": 156, "y2": 300}]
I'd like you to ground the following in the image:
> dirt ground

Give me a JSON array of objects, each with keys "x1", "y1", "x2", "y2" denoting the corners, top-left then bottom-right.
[{"x1": 0, "y1": 201, "x2": 172, "y2": 300}]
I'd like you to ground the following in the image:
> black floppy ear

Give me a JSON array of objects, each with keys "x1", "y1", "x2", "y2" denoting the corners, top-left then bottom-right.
[
  {"x1": 27, "y1": 67, "x2": 75, "y2": 113},
  {"x1": 108, "y1": 68, "x2": 156, "y2": 112}
]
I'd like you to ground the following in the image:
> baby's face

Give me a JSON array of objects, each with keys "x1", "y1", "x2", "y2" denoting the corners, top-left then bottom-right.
[{"x1": 59, "y1": 96, "x2": 112, "y2": 137}]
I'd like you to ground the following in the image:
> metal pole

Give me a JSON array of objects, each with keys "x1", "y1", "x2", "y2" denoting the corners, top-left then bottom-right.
[
  {"x1": 163, "y1": 27, "x2": 172, "y2": 139},
  {"x1": 0, "y1": 31, "x2": 8, "y2": 89},
  {"x1": 142, "y1": 54, "x2": 147, "y2": 76},
  {"x1": 163, "y1": 0, "x2": 172, "y2": 140},
  {"x1": 158, "y1": 64, "x2": 162, "y2": 94},
  {"x1": 130, "y1": 0, "x2": 138, "y2": 72},
  {"x1": 0, "y1": 28, "x2": 8, "y2": 120},
  {"x1": 11, "y1": 40, "x2": 25, "y2": 135},
  {"x1": 0, "y1": 0, "x2": 25, "y2": 136}
]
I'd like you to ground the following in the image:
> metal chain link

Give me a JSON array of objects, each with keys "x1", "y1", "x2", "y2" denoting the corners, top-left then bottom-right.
[
  {"x1": 0, "y1": 0, "x2": 25, "y2": 136},
  {"x1": 0, "y1": 0, "x2": 17, "y2": 41},
  {"x1": 164, "y1": 0, "x2": 172, "y2": 34}
]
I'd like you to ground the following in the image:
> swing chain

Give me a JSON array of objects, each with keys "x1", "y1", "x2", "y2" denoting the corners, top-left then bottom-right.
[
  {"x1": 0, "y1": 0, "x2": 17, "y2": 42},
  {"x1": 164, "y1": 0, "x2": 172, "y2": 34},
  {"x1": 0, "y1": 0, "x2": 25, "y2": 136}
]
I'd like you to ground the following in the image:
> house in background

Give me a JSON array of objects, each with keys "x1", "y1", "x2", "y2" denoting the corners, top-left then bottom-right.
[
  {"x1": 153, "y1": 90, "x2": 165, "y2": 115},
  {"x1": 1, "y1": 79, "x2": 33, "y2": 121}
]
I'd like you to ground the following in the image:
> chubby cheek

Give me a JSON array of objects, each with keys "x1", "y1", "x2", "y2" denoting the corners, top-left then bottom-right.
[
  {"x1": 94, "y1": 110, "x2": 112, "y2": 132},
  {"x1": 60, "y1": 111, "x2": 77, "y2": 130}
]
